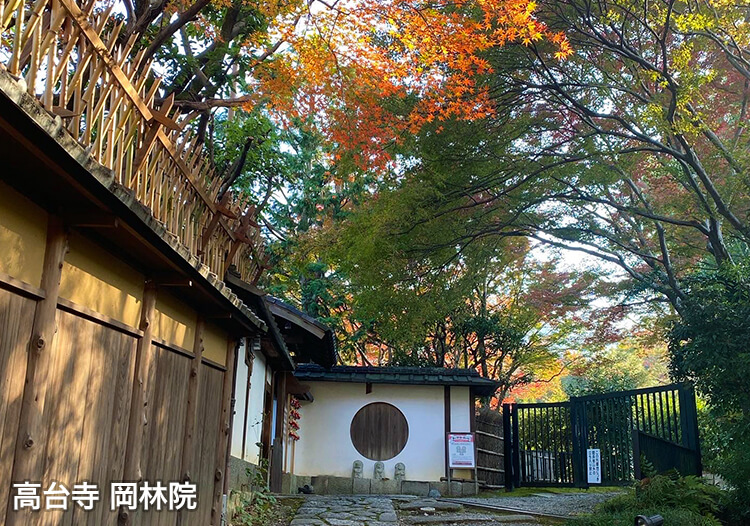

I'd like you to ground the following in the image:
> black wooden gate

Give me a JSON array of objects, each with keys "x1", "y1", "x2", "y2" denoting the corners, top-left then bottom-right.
[{"x1": 502, "y1": 383, "x2": 701, "y2": 489}]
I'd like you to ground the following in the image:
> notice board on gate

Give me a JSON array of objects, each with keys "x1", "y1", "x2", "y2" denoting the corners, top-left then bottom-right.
[{"x1": 447, "y1": 433, "x2": 476, "y2": 469}]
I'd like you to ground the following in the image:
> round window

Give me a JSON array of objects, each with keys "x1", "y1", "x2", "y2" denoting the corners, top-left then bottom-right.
[{"x1": 350, "y1": 402, "x2": 409, "y2": 461}]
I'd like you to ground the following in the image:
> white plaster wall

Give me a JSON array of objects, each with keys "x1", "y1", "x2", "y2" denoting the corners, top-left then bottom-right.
[
  {"x1": 294, "y1": 382, "x2": 450, "y2": 481},
  {"x1": 230, "y1": 343, "x2": 268, "y2": 465},
  {"x1": 230, "y1": 340, "x2": 249, "y2": 459},
  {"x1": 450, "y1": 386, "x2": 471, "y2": 432}
]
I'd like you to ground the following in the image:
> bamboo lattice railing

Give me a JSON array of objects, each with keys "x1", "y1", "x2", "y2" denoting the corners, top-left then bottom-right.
[{"x1": 0, "y1": 0, "x2": 266, "y2": 283}]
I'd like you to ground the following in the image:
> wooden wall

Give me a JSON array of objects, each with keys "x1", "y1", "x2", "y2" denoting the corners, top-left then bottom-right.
[
  {"x1": 0, "y1": 288, "x2": 34, "y2": 525},
  {"x1": 0, "y1": 198, "x2": 236, "y2": 525}
]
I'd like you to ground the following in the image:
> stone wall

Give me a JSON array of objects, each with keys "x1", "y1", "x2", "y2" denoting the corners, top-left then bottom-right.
[{"x1": 306, "y1": 476, "x2": 478, "y2": 497}]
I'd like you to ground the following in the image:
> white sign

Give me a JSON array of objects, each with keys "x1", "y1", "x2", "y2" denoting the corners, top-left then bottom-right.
[
  {"x1": 587, "y1": 448, "x2": 602, "y2": 484},
  {"x1": 448, "y1": 433, "x2": 476, "y2": 468}
]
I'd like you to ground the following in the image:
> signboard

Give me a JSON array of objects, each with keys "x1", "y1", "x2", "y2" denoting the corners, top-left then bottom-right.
[
  {"x1": 448, "y1": 433, "x2": 476, "y2": 469},
  {"x1": 587, "y1": 448, "x2": 602, "y2": 484}
]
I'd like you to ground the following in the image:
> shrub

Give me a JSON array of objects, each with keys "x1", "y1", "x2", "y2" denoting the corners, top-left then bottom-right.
[
  {"x1": 669, "y1": 259, "x2": 750, "y2": 521},
  {"x1": 230, "y1": 460, "x2": 279, "y2": 526},
  {"x1": 571, "y1": 473, "x2": 724, "y2": 526},
  {"x1": 570, "y1": 507, "x2": 719, "y2": 526},
  {"x1": 635, "y1": 473, "x2": 722, "y2": 517}
]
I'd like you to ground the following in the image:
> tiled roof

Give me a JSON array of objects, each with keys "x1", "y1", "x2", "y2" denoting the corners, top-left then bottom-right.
[{"x1": 294, "y1": 364, "x2": 500, "y2": 396}]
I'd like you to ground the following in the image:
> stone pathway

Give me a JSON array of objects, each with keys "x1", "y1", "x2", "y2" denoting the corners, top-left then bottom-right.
[
  {"x1": 456, "y1": 491, "x2": 623, "y2": 517},
  {"x1": 396, "y1": 498, "x2": 538, "y2": 526},
  {"x1": 291, "y1": 496, "x2": 399, "y2": 526},
  {"x1": 290, "y1": 495, "x2": 541, "y2": 526}
]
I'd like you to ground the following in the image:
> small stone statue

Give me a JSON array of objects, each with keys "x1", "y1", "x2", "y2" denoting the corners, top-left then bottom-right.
[
  {"x1": 373, "y1": 461, "x2": 385, "y2": 480},
  {"x1": 352, "y1": 460, "x2": 363, "y2": 478},
  {"x1": 394, "y1": 462, "x2": 406, "y2": 481}
]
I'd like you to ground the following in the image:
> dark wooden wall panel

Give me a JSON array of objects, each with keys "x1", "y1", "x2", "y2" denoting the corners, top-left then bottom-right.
[
  {"x1": 184, "y1": 366, "x2": 224, "y2": 526},
  {"x1": 0, "y1": 291, "x2": 229, "y2": 525},
  {"x1": 35, "y1": 310, "x2": 138, "y2": 526},
  {"x1": 140, "y1": 347, "x2": 191, "y2": 526},
  {"x1": 350, "y1": 402, "x2": 409, "y2": 461},
  {"x1": 0, "y1": 288, "x2": 36, "y2": 525}
]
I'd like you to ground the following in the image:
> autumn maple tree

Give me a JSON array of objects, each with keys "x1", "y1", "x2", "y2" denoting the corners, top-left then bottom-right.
[{"x1": 113, "y1": 0, "x2": 571, "y2": 173}]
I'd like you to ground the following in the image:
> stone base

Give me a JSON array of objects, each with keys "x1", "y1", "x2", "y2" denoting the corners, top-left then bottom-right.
[
  {"x1": 228, "y1": 456, "x2": 259, "y2": 491},
  {"x1": 272, "y1": 473, "x2": 480, "y2": 496},
  {"x1": 281, "y1": 472, "x2": 313, "y2": 495}
]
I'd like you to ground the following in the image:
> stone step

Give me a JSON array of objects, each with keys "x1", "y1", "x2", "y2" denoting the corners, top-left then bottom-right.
[
  {"x1": 399, "y1": 499, "x2": 463, "y2": 511},
  {"x1": 402, "y1": 513, "x2": 538, "y2": 524}
]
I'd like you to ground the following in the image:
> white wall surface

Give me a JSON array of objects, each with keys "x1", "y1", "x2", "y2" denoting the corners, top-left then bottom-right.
[
  {"x1": 450, "y1": 386, "x2": 471, "y2": 432},
  {"x1": 230, "y1": 343, "x2": 268, "y2": 465},
  {"x1": 230, "y1": 341, "x2": 248, "y2": 460},
  {"x1": 294, "y1": 382, "x2": 457, "y2": 481}
]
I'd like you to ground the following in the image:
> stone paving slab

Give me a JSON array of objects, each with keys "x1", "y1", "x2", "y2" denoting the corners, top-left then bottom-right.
[
  {"x1": 291, "y1": 496, "x2": 398, "y2": 526},
  {"x1": 398, "y1": 499, "x2": 463, "y2": 511},
  {"x1": 454, "y1": 491, "x2": 623, "y2": 517},
  {"x1": 402, "y1": 513, "x2": 537, "y2": 525}
]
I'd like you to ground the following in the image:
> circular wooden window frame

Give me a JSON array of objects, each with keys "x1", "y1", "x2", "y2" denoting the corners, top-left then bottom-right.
[{"x1": 350, "y1": 402, "x2": 409, "y2": 461}]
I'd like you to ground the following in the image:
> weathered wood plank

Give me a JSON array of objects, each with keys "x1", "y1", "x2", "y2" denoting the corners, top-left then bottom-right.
[
  {"x1": 119, "y1": 281, "x2": 157, "y2": 526},
  {"x1": 180, "y1": 317, "x2": 204, "y2": 484},
  {"x1": 211, "y1": 340, "x2": 237, "y2": 525},
  {"x1": 7, "y1": 216, "x2": 68, "y2": 526},
  {"x1": 0, "y1": 290, "x2": 36, "y2": 525},
  {"x1": 39, "y1": 309, "x2": 95, "y2": 526}
]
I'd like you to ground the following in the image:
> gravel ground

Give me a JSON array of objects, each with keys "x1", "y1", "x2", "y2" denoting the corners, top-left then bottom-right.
[{"x1": 455, "y1": 491, "x2": 623, "y2": 517}]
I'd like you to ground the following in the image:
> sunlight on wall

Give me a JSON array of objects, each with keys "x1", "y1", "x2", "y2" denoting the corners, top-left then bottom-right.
[
  {"x1": 230, "y1": 346, "x2": 267, "y2": 465},
  {"x1": 60, "y1": 232, "x2": 143, "y2": 327},
  {"x1": 203, "y1": 322, "x2": 228, "y2": 366},
  {"x1": 153, "y1": 292, "x2": 196, "y2": 350},
  {"x1": 0, "y1": 181, "x2": 47, "y2": 287}
]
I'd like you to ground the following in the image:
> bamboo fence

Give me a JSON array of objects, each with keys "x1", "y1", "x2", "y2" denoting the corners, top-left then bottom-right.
[{"x1": 0, "y1": 0, "x2": 266, "y2": 283}]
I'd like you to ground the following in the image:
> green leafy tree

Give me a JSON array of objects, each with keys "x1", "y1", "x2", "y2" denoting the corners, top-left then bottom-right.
[{"x1": 669, "y1": 260, "x2": 750, "y2": 521}]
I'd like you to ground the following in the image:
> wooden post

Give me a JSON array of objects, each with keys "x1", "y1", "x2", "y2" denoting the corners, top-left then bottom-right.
[
  {"x1": 269, "y1": 372, "x2": 287, "y2": 493},
  {"x1": 444, "y1": 386, "x2": 451, "y2": 479},
  {"x1": 502, "y1": 403, "x2": 513, "y2": 491},
  {"x1": 678, "y1": 383, "x2": 702, "y2": 474},
  {"x1": 211, "y1": 339, "x2": 237, "y2": 526},
  {"x1": 119, "y1": 281, "x2": 157, "y2": 526},
  {"x1": 7, "y1": 217, "x2": 68, "y2": 526},
  {"x1": 180, "y1": 316, "x2": 205, "y2": 482},
  {"x1": 223, "y1": 340, "x2": 241, "y2": 504}
]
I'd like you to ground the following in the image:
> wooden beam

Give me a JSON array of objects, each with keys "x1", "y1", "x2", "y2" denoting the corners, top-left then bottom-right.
[
  {"x1": 216, "y1": 203, "x2": 238, "y2": 220},
  {"x1": 119, "y1": 281, "x2": 157, "y2": 526},
  {"x1": 269, "y1": 372, "x2": 287, "y2": 493},
  {"x1": 130, "y1": 123, "x2": 160, "y2": 177},
  {"x1": 150, "y1": 109, "x2": 180, "y2": 131},
  {"x1": 198, "y1": 212, "x2": 222, "y2": 255},
  {"x1": 260, "y1": 338, "x2": 279, "y2": 358},
  {"x1": 0, "y1": 269, "x2": 46, "y2": 301},
  {"x1": 66, "y1": 212, "x2": 120, "y2": 228},
  {"x1": 212, "y1": 340, "x2": 238, "y2": 525},
  {"x1": 7, "y1": 216, "x2": 68, "y2": 526},
  {"x1": 152, "y1": 273, "x2": 193, "y2": 287},
  {"x1": 205, "y1": 312, "x2": 232, "y2": 320}
]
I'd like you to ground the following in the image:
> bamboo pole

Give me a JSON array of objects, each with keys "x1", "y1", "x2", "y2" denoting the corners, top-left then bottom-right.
[
  {"x1": 6, "y1": 216, "x2": 68, "y2": 526},
  {"x1": 118, "y1": 281, "x2": 157, "y2": 526},
  {"x1": 211, "y1": 339, "x2": 237, "y2": 526}
]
